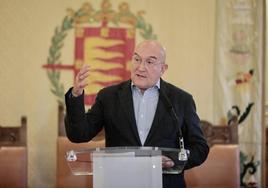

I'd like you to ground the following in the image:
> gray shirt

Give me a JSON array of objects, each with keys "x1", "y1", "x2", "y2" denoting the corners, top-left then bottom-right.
[{"x1": 131, "y1": 80, "x2": 160, "y2": 145}]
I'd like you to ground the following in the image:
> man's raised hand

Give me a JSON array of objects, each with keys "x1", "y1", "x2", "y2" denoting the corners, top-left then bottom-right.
[{"x1": 72, "y1": 64, "x2": 90, "y2": 97}]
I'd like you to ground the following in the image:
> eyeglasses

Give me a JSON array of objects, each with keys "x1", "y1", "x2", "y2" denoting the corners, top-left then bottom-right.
[{"x1": 131, "y1": 54, "x2": 163, "y2": 68}]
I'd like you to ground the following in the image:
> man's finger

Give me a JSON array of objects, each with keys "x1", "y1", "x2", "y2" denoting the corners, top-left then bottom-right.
[
  {"x1": 80, "y1": 64, "x2": 90, "y2": 74},
  {"x1": 78, "y1": 71, "x2": 90, "y2": 81},
  {"x1": 79, "y1": 80, "x2": 89, "y2": 89}
]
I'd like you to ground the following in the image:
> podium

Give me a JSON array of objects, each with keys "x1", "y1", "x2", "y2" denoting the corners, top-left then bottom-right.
[{"x1": 66, "y1": 147, "x2": 188, "y2": 188}]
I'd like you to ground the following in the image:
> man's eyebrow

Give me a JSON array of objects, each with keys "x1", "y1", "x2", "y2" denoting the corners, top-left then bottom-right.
[
  {"x1": 148, "y1": 56, "x2": 157, "y2": 60},
  {"x1": 133, "y1": 53, "x2": 157, "y2": 60},
  {"x1": 133, "y1": 52, "x2": 140, "y2": 56}
]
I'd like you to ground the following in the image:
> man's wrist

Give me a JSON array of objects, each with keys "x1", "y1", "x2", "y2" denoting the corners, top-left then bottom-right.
[{"x1": 71, "y1": 88, "x2": 82, "y2": 97}]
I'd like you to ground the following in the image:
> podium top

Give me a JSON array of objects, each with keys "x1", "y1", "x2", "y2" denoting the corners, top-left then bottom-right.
[
  {"x1": 66, "y1": 146, "x2": 189, "y2": 175},
  {"x1": 67, "y1": 146, "x2": 181, "y2": 158}
]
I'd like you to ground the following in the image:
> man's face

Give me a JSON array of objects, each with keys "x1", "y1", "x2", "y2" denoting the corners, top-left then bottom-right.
[{"x1": 131, "y1": 41, "x2": 168, "y2": 91}]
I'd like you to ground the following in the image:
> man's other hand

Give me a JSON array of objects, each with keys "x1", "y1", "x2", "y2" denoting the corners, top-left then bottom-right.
[{"x1": 162, "y1": 155, "x2": 175, "y2": 168}]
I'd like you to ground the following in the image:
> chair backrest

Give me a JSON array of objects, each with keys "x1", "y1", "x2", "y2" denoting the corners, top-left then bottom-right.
[
  {"x1": 185, "y1": 144, "x2": 240, "y2": 188},
  {"x1": 0, "y1": 116, "x2": 27, "y2": 188}
]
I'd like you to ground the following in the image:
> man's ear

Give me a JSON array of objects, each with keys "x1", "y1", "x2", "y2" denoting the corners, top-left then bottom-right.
[{"x1": 161, "y1": 64, "x2": 168, "y2": 75}]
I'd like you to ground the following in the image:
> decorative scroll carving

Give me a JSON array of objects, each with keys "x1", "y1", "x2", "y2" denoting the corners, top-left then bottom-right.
[
  {"x1": 0, "y1": 117, "x2": 27, "y2": 146},
  {"x1": 200, "y1": 119, "x2": 238, "y2": 147}
]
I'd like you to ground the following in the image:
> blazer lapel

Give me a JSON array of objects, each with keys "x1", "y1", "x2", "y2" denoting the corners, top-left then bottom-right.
[
  {"x1": 118, "y1": 81, "x2": 142, "y2": 145},
  {"x1": 144, "y1": 79, "x2": 169, "y2": 145}
]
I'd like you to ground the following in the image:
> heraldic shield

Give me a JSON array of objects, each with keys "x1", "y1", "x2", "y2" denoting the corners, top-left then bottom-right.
[{"x1": 75, "y1": 26, "x2": 135, "y2": 106}]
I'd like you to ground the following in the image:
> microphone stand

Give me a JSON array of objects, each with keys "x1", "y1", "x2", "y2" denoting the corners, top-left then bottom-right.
[{"x1": 159, "y1": 89, "x2": 189, "y2": 161}]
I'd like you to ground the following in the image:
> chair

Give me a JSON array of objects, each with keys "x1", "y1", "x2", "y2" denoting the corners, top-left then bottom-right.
[
  {"x1": 185, "y1": 120, "x2": 240, "y2": 188},
  {"x1": 57, "y1": 105, "x2": 105, "y2": 188},
  {"x1": 0, "y1": 116, "x2": 27, "y2": 188},
  {"x1": 265, "y1": 125, "x2": 268, "y2": 187}
]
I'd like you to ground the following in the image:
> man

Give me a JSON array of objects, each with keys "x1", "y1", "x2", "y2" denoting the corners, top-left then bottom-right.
[{"x1": 65, "y1": 40, "x2": 209, "y2": 188}]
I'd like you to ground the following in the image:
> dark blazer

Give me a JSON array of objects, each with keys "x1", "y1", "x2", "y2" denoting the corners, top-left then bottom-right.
[{"x1": 65, "y1": 79, "x2": 209, "y2": 188}]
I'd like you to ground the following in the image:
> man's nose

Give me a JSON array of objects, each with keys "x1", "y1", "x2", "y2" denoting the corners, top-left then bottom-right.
[{"x1": 137, "y1": 61, "x2": 147, "y2": 70}]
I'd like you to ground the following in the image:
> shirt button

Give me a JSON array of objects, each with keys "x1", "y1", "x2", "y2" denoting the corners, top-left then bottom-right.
[{"x1": 140, "y1": 114, "x2": 144, "y2": 118}]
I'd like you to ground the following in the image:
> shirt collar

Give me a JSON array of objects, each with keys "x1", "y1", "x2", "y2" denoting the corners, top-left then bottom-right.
[{"x1": 131, "y1": 79, "x2": 160, "y2": 91}]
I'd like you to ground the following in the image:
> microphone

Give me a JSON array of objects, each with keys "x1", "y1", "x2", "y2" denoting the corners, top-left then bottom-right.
[{"x1": 159, "y1": 89, "x2": 188, "y2": 161}]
